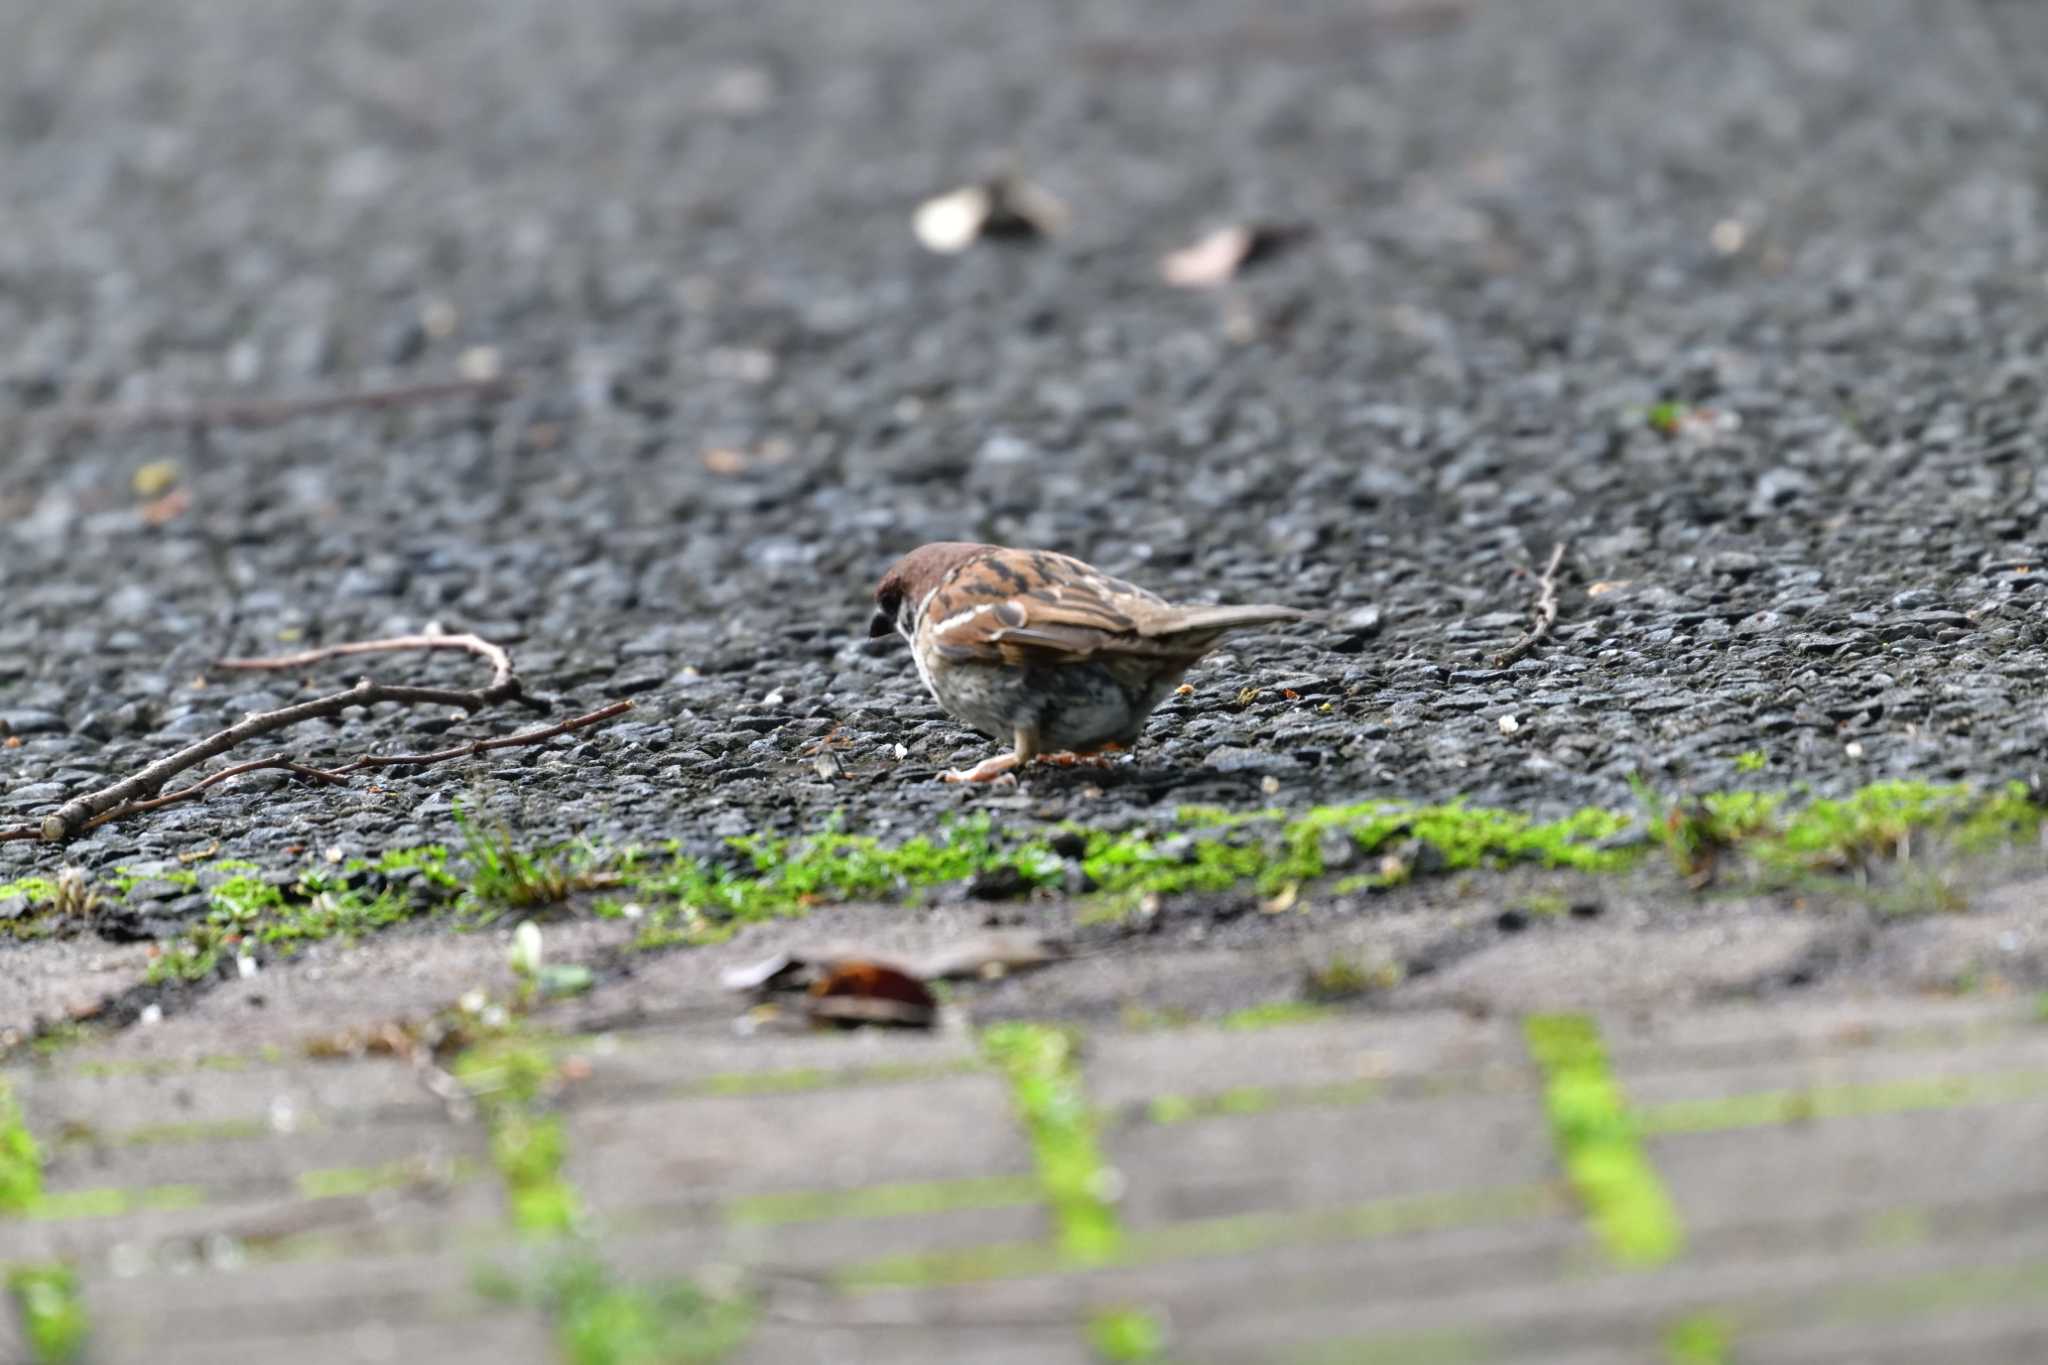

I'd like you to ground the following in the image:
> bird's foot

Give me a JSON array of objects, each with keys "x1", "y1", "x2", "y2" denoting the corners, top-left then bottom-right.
[
  {"x1": 1036, "y1": 742, "x2": 1126, "y2": 769},
  {"x1": 938, "y1": 753, "x2": 1023, "y2": 785}
]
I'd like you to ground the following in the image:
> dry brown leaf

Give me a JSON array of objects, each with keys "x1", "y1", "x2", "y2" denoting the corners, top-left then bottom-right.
[{"x1": 807, "y1": 959, "x2": 937, "y2": 1029}]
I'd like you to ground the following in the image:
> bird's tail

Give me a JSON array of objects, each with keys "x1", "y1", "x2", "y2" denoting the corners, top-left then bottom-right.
[{"x1": 1146, "y1": 604, "x2": 1309, "y2": 638}]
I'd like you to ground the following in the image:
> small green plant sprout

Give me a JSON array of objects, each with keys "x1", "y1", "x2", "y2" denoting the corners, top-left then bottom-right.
[
  {"x1": 460, "y1": 805, "x2": 609, "y2": 912},
  {"x1": 1302, "y1": 955, "x2": 1402, "y2": 1001},
  {"x1": 507, "y1": 920, "x2": 594, "y2": 1002},
  {"x1": 1734, "y1": 749, "x2": 1768, "y2": 775}
]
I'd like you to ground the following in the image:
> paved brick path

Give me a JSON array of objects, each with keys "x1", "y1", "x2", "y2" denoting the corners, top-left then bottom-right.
[{"x1": 8, "y1": 986, "x2": 2048, "y2": 1363}]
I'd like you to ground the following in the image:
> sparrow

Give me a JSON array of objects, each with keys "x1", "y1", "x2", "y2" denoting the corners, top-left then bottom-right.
[{"x1": 870, "y1": 542, "x2": 1307, "y2": 783}]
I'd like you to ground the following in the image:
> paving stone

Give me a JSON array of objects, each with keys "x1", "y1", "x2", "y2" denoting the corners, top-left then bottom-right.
[
  {"x1": 565, "y1": 1074, "x2": 1034, "y2": 1213},
  {"x1": 0, "y1": 1178, "x2": 503, "y2": 1270},
  {"x1": 14, "y1": 1055, "x2": 444, "y2": 1145},
  {"x1": 76, "y1": 1247, "x2": 516, "y2": 1349},
  {"x1": 1598, "y1": 997, "x2": 2036, "y2": 1070},
  {"x1": 1391, "y1": 919, "x2": 1850, "y2": 1012},
  {"x1": 38, "y1": 1115, "x2": 483, "y2": 1203},
  {"x1": 99, "y1": 1304, "x2": 558, "y2": 1365},
  {"x1": 1652, "y1": 1103, "x2": 2048, "y2": 1234},
  {"x1": 1082, "y1": 1011, "x2": 1526, "y2": 1111},
  {"x1": 739, "y1": 1323, "x2": 1091, "y2": 1365},
  {"x1": 1107, "y1": 1094, "x2": 1556, "y2": 1229}
]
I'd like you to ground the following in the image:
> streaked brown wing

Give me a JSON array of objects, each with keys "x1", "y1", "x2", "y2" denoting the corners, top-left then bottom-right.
[{"x1": 923, "y1": 548, "x2": 1183, "y2": 665}]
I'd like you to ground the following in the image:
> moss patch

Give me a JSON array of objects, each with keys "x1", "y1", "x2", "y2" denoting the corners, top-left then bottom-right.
[
  {"x1": 0, "y1": 1077, "x2": 43, "y2": 1215},
  {"x1": 1088, "y1": 1306, "x2": 1167, "y2": 1361},
  {"x1": 66, "y1": 777, "x2": 2048, "y2": 990},
  {"x1": 1635, "y1": 1069, "x2": 2048, "y2": 1136},
  {"x1": 457, "y1": 1040, "x2": 581, "y2": 1237},
  {"x1": 983, "y1": 1023, "x2": 1122, "y2": 1264},
  {"x1": 622, "y1": 815, "x2": 1061, "y2": 945},
  {"x1": 1664, "y1": 1314, "x2": 1732, "y2": 1364},
  {"x1": 840, "y1": 1182, "x2": 1563, "y2": 1290},
  {"x1": 548, "y1": 1254, "x2": 752, "y2": 1365},
  {"x1": 1524, "y1": 1013, "x2": 1682, "y2": 1267},
  {"x1": 6, "y1": 1264, "x2": 87, "y2": 1364}
]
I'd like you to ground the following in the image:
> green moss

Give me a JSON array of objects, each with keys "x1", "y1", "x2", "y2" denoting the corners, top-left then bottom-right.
[
  {"x1": 1733, "y1": 749, "x2": 1768, "y2": 774},
  {"x1": 627, "y1": 816, "x2": 1060, "y2": 937},
  {"x1": 840, "y1": 1183, "x2": 1562, "y2": 1290},
  {"x1": 1219, "y1": 1001, "x2": 1335, "y2": 1031},
  {"x1": 6, "y1": 1264, "x2": 87, "y2": 1363},
  {"x1": 1524, "y1": 1014, "x2": 1682, "y2": 1267},
  {"x1": 0, "y1": 877, "x2": 60, "y2": 903},
  {"x1": 297, "y1": 1158, "x2": 475, "y2": 1201},
  {"x1": 727, "y1": 1174, "x2": 1040, "y2": 1225},
  {"x1": 457, "y1": 1041, "x2": 581, "y2": 1236},
  {"x1": 1145, "y1": 1078, "x2": 1386, "y2": 1125},
  {"x1": 0, "y1": 1077, "x2": 42, "y2": 1215},
  {"x1": 549, "y1": 1255, "x2": 752, "y2": 1365},
  {"x1": 1634, "y1": 1069, "x2": 2048, "y2": 1136},
  {"x1": 1664, "y1": 1315, "x2": 1731, "y2": 1364},
  {"x1": 983, "y1": 1024, "x2": 1121, "y2": 1265},
  {"x1": 687, "y1": 1058, "x2": 979, "y2": 1097},
  {"x1": 1088, "y1": 1307, "x2": 1167, "y2": 1361},
  {"x1": 1769, "y1": 781, "x2": 1980, "y2": 869},
  {"x1": 26, "y1": 1184, "x2": 206, "y2": 1221}
]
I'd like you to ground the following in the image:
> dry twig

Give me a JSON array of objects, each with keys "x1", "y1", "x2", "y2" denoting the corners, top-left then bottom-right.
[
  {"x1": 2, "y1": 634, "x2": 629, "y2": 844},
  {"x1": 44, "y1": 376, "x2": 514, "y2": 436},
  {"x1": 1493, "y1": 542, "x2": 1568, "y2": 667}
]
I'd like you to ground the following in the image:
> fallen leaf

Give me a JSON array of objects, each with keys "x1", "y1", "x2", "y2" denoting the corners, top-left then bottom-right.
[
  {"x1": 1175, "y1": 683, "x2": 1195, "y2": 697},
  {"x1": 914, "y1": 175, "x2": 1068, "y2": 254},
  {"x1": 1160, "y1": 223, "x2": 1312, "y2": 288},
  {"x1": 1586, "y1": 580, "x2": 1633, "y2": 597},
  {"x1": 701, "y1": 447, "x2": 749, "y2": 475},
  {"x1": 808, "y1": 960, "x2": 937, "y2": 1029}
]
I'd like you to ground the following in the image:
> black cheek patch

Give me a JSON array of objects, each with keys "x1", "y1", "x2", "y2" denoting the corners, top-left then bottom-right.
[{"x1": 868, "y1": 608, "x2": 897, "y2": 638}]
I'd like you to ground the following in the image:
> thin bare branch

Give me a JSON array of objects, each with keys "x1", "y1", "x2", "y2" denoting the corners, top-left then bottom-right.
[
  {"x1": 7, "y1": 633, "x2": 600, "y2": 843},
  {"x1": 1493, "y1": 542, "x2": 1568, "y2": 667},
  {"x1": 71, "y1": 702, "x2": 635, "y2": 836},
  {"x1": 218, "y1": 632, "x2": 541, "y2": 715},
  {"x1": 78, "y1": 758, "x2": 353, "y2": 831},
  {"x1": 45, "y1": 376, "x2": 515, "y2": 436}
]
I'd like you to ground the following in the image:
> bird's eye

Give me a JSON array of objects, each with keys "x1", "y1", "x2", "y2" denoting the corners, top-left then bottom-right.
[{"x1": 868, "y1": 587, "x2": 904, "y2": 639}]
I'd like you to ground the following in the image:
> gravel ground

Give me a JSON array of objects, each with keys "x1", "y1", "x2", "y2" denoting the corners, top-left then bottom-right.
[{"x1": 4, "y1": 0, "x2": 2048, "y2": 893}]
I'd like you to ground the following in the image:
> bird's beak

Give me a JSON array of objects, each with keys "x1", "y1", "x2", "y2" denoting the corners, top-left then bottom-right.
[{"x1": 868, "y1": 608, "x2": 896, "y2": 639}]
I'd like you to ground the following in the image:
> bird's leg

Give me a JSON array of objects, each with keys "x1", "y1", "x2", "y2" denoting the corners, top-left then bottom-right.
[
  {"x1": 939, "y1": 725, "x2": 1040, "y2": 785},
  {"x1": 1035, "y1": 740, "x2": 1126, "y2": 769}
]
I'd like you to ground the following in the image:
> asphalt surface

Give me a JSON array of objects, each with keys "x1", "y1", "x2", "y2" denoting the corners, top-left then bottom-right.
[{"x1": 5, "y1": 0, "x2": 2048, "y2": 888}]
